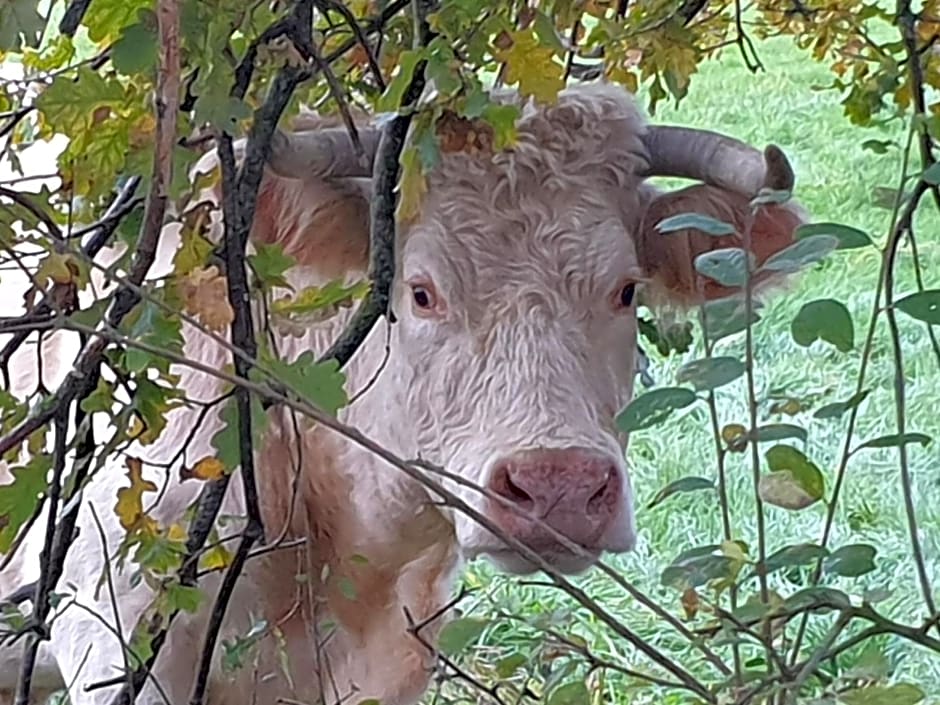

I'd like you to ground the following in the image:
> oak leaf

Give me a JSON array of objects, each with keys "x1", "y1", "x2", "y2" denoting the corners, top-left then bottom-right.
[
  {"x1": 114, "y1": 457, "x2": 158, "y2": 534},
  {"x1": 178, "y1": 265, "x2": 235, "y2": 332}
]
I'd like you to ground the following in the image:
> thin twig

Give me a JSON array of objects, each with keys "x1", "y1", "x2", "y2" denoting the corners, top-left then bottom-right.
[
  {"x1": 13, "y1": 409, "x2": 67, "y2": 705},
  {"x1": 0, "y1": 186, "x2": 65, "y2": 240},
  {"x1": 317, "y1": 0, "x2": 387, "y2": 90}
]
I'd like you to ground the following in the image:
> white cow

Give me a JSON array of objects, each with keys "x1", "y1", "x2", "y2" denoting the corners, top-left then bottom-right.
[{"x1": 0, "y1": 82, "x2": 805, "y2": 704}]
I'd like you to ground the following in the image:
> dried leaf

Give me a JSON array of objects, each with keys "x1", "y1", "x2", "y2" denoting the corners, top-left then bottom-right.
[
  {"x1": 177, "y1": 265, "x2": 235, "y2": 333},
  {"x1": 181, "y1": 456, "x2": 226, "y2": 482},
  {"x1": 114, "y1": 457, "x2": 158, "y2": 533}
]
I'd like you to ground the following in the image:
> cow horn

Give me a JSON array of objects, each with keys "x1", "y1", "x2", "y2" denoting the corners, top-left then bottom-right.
[
  {"x1": 640, "y1": 125, "x2": 795, "y2": 195},
  {"x1": 267, "y1": 127, "x2": 382, "y2": 179}
]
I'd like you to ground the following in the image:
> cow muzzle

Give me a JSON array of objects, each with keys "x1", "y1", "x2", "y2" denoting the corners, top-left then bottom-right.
[{"x1": 475, "y1": 446, "x2": 635, "y2": 574}]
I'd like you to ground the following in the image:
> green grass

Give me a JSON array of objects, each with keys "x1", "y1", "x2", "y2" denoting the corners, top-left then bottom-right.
[{"x1": 431, "y1": 37, "x2": 940, "y2": 704}]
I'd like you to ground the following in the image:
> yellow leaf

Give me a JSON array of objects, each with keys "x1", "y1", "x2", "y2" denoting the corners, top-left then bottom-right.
[
  {"x1": 895, "y1": 77, "x2": 913, "y2": 110},
  {"x1": 36, "y1": 252, "x2": 77, "y2": 286},
  {"x1": 200, "y1": 543, "x2": 233, "y2": 571},
  {"x1": 114, "y1": 457, "x2": 158, "y2": 533},
  {"x1": 720, "y1": 540, "x2": 749, "y2": 565},
  {"x1": 722, "y1": 423, "x2": 748, "y2": 452},
  {"x1": 605, "y1": 63, "x2": 639, "y2": 94},
  {"x1": 494, "y1": 30, "x2": 565, "y2": 104},
  {"x1": 177, "y1": 265, "x2": 235, "y2": 333},
  {"x1": 181, "y1": 456, "x2": 225, "y2": 482},
  {"x1": 396, "y1": 146, "x2": 427, "y2": 224},
  {"x1": 167, "y1": 523, "x2": 187, "y2": 541}
]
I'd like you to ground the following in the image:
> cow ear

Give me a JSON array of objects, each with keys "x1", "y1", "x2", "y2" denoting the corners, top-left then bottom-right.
[
  {"x1": 636, "y1": 183, "x2": 807, "y2": 307},
  {"x1": 190, "y1": 139, "x2": 371, "y2": 281},
  {"x1": 250, "y1": 170, "x2": 370, "y2": 278}
]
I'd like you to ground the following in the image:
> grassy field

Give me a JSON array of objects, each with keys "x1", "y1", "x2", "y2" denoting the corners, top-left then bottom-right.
[{"x1": 433, "y1": 36, "x2": 940, "y2": 704}]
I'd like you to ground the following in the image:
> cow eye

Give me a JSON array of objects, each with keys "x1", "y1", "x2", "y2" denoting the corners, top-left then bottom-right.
[
  {"x1": 411, "y1": 284, "x2": 434, "y2": 310},
  {"x1": 619, "y1": 283, "x2": 636, "y2": 308}
]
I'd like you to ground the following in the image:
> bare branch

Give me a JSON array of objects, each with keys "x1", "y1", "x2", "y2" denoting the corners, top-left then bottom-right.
[{"x1": 59, "y1": 0, "x2": 93, "y2": 36}]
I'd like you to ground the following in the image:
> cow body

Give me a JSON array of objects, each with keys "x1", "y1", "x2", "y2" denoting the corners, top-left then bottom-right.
[{"x1": 0, "y1": 82, "x2": 805, "y2": 704}]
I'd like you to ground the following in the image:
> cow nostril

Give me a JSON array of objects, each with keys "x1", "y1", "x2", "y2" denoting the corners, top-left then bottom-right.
[
  {"x1": 586, "y1": 469, "x2": 617, "y2": 514},
  {"x1": 503, "y1": 472, "x2": 533, "y2": 504}
]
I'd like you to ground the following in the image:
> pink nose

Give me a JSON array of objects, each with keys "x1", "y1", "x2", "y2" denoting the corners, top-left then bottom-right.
[{"x1": 486, "y1": 447, "x2": 622, "y2": 549}]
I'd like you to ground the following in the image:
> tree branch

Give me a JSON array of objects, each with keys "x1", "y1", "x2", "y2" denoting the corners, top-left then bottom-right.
[{"x1": 318, "y1": 4, "x2": 433, "y2": 366}]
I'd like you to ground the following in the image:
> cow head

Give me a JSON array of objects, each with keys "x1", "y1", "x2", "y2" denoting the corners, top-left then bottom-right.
[{"x1": 264, "y1": 83, "x2": 804, "y2": 575}]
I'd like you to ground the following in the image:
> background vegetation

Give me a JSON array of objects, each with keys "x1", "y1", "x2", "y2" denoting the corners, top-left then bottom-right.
[{"x1": 0, "y1": 1, "x2": 938, "y2": 704}]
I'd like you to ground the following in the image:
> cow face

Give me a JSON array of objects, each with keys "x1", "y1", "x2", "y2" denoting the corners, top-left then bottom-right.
[
  {"x1": 394, "y1": 195, "x2": 643, "y2": 574},
  {"x1": 381, "y1": 88, "x2": 653, "y2": 575}
]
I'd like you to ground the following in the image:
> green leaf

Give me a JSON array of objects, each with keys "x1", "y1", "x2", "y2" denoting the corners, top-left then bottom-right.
[
  {"x1": 0, "y1": 0, "x2": 45, "y2": 51},
  {"x1": 841, "y1": 645, "x2": 890, "y2": 681},
  {"x1": 426, "y1": 39, "x2": 461, "y2": 95},
  {"x1": 547, "y1": 680, "x2": 590, "y2": 705},
  {"x1": 814, "y1": 390, "x2": 870, "y2": 420},
  {"x1": 249, "y1": 243, "x2": 295, "y2": 290},
  {"x1": 36, "y1": 66, "x2": 126, "y2": 135},
  {"x1": 271, "y1": 279, "x2": 370, "y2": 319},
  {"x1": 751, "y1": 188, "x2": 792, "y2": 205},
  {"x1": 823, "y1": 543, "x2": 877, "y2": 577},
  {"x1": 922, "y1": 162, "x2": 940, "y2": 185},
  {"x1": 647, "y1": 476, "x2": 714, "y2": 509},
  {"x1": 855, "y1": 433, "x2": 932, "y2": 451},
  {"x1": 751, "y1": 424, "x2": 808, "y2": 444},
  {"x1": 694, "y1": 248, "x2": 754, "y2": 287},
  {"x1": 763, "y1": 543, "x2": 829, "y2": 575},
  {"x1": 675, "y1": 356, "x2": 744, "y2": 391},
  {"x1": 265, "y1": 352, "x2": 348, "y2": 416},
  {"x1": 639, "y1": 316, "x2": 693, "y2": 356},
  {"x1": 111, "y1": 23, "x2": 158, "y2": 74},
  {"x1": 337, "y1": 576, "x2": 357, "y2": 600},
  {"x1": 784, "y1": 587, "x2": 851, "y2": 614},
  {"x1": 82, "y1": 0, "x2": 152, "y2": 43},
  {"x1": 761, "y1": 234, "x2": 839, "y2": 272},
  {"x1": 701, "y1": 295, "x2": 763, "y2": 342},
  {"x1": 481, "y1": 102, "x2": 519, "y2": 150},
  {"x1": 221, "y1": 619, "x2": 268, "y2": 674},
  {"x1": 661, "y1": 545, "x2": 738, "y2": 590},
  {"x1": 839, "y1": 684, "x2": 924, "y2": 705},
  {"x1": 193, "y1": 83, "x2": 251, "y2": 133},
  {"x1": 414, "y1": 120, "x2": 441, "y2": 171},
  {"x1": 796, "y1": 222, "x2": 873, "y2": 250},
  {"x1": 533, "y1": 10, "x2": 566, "y2": 51},
  {"x1": 122, "y1": 298, "x2": 185, "y2": 375},
  {"x1": 0, "y1": 455, "x2": 51, "y2": 553},
  {"x1": 861, "y1": 139, "x2": 894, "y2": 154},
  {"x1": 655, "y1": 212, "x2": 735, "y2": 235},
  {"x1": 615, "y1": 387, "x2": 697, "y2": 433},
  {"x1": 436, "y1": 617, "x2": 488, "y2": 656},
  {"x1": 377, "y1": 49, "x2": 426, "y2": 112},
  {"x1": 791, "y1": 299, "x2": 855, "y2": 352},
  {"x1": 495, "y1": 652, "x2": 528, "y2": 678},
  {"x1": 895, "y1": 289, "x2": 940, "y2": 325},
  {"x1": 210, "y1": 394, "x2": 268, "y2": 472},
  {"x1": 759, "y1": 445, "x2": 825, "y2": 510},
  {"x1": 80, "y1": 377, "x2": 115, "y2": 415},
  {"x1": 166, "y1": 582, "x2": 204, "y2": 614},
  {"x1": 130, "y1": 377, "x2": 184, "y2": 446}
]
